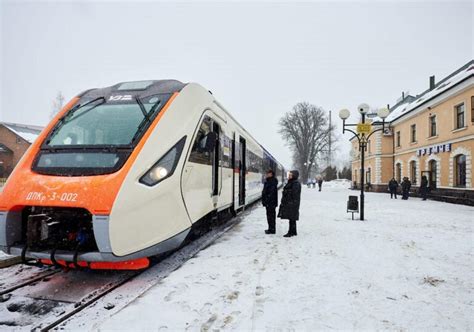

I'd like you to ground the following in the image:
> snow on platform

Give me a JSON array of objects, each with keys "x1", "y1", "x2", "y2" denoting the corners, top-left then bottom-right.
[{"x1": 98, "y1": 185, "x2": 473, "y2": 330}]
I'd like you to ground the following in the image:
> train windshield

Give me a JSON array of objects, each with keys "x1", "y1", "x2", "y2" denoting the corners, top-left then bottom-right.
[
  {"x1": 33, "y1": 93, "x2": 172, "y2": 176},
  {"x1": 46, "y1": 94, "x2": 168, "y2": 147}
]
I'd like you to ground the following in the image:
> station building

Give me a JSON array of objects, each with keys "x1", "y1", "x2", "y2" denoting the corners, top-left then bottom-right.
[
  {"x1": 0, "y1": 122, "x2": 42, "y2": 178},
  {"x1": 351, "y1": 60, "x2": 474, "y2": 205}
]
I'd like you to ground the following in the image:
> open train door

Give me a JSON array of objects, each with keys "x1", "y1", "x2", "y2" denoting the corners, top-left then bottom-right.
[{"x1": 239, "y1": 137, "x2": 246, "y2": 206}]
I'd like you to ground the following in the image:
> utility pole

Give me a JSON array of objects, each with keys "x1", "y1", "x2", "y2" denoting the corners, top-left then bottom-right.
[{"x1": 328, "y1": 110, "x2": 332, "y2": 168}]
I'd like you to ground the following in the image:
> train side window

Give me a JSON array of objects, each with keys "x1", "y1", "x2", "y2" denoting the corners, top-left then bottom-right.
[{"x1": 189, "y1": 116, "x2": 213, "y2": 165}]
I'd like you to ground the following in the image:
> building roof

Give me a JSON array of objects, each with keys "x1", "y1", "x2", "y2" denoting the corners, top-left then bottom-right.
[
  {"x1": 1, "y1": 122, "x2": 44, "y2": 143},
  {"x1": 0, "y1": 143, "x2": 13, "y2": 153},
  {"x1": 373, "y1": 60, "x2": 474, "y2": 124}
]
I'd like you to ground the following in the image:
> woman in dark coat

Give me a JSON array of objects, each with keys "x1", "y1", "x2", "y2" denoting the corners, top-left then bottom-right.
[{"x1": 278, "y1": 170, "x2": 301, "y2": 237}]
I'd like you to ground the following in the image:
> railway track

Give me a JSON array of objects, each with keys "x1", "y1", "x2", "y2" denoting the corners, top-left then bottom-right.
[
  {"x1": 0, "y1": 269, "x2": 60, "y2": 297},
  {"x1": 0, "y1": 205, "x2": 254, "y2": 331}
]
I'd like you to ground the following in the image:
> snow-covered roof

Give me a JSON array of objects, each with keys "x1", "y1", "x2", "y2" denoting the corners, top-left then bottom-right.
[
  {"x1": 373, "y1": 60, "x2": 474, "y2": 124},
  {"x1": 1, "y1": 122, "x2": 44, "y2": 143}
]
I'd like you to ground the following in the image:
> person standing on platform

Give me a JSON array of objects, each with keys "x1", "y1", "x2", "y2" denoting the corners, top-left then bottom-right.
[
  {"x1": 262, "y1": 169, "x2": 278, "y2": 234},
  {"x1": 388, "y1": 177, "x2": 399, "y2": 199},
  {"x1": 278, "y1": 170, "x2": 302, "y2": 237},
  {"x1": 401, "y1": 177, "x2": 412, "y2": 200},
  {"x1": 420, "y1": 175, "x2": 429, "y2": 201}
]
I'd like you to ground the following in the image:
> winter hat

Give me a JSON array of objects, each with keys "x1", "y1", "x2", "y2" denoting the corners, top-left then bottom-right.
[{"x1": 290, "y1": 170, "x2": 299, "y2": 180}]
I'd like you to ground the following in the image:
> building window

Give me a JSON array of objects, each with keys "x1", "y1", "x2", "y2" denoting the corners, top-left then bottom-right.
[
  {"x1": 471, "y1": 96, "x2": 474, "y2": 122},
  {"x1": 366, "y1": 168, "x2": 371, "y2": 184},
  {"x1": 455, "y1": 103, "x2": 465, "y2": 129},
  {"x1": 454, "y1": 154, "x2": 466, "y2": 187},
  {"x1": 396, "y1": 131, "x2": 401, "y2": 147},
  {"x1": 16, "y1": 136, "x2": 22, "y2": 144},
  {"x1": 429, "y1": 115, "x2": 437, "y2": 137},
  {"x1": 409, "y1": 160, "x2": 417, "y2": 185},
  {"x1": 429, "y1": 160, "x2": 437, "y2": 189},
  {"x1": 410, "y1": 124, "x2": 416, "y2": 143},
  {"x1": 367, "y1": 140, "x2": 371, "y2": 154},
  {"x1": 395, "y1": 163, "x2": 401, "y2": 182}
]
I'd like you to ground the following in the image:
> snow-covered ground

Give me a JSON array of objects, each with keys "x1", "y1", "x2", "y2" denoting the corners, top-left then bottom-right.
[{"x1": 97, "y1": 184, "x2": 474, "y2": 331}]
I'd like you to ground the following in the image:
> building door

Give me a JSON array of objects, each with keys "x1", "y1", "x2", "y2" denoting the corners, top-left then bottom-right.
[
  {"x1": 211, "y1": 121, "x2": 221, "y2": 198},
  {"x1": 429, "y1": 160, "x2": 437, "y2": 189},
  {"x1": 239, "y1": 137, "x2": 246, "y2": 206}
]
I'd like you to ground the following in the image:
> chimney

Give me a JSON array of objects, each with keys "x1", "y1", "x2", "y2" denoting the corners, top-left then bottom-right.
[
  {"x1": 387, "y1": 103, "x2": 390, "y2": 110},
  {"x1": 429, "y1": 75, "x2": 435, "y2": 90},
  {"x1": 402, "y1": 91, "x2": 405, "y2": 100}
]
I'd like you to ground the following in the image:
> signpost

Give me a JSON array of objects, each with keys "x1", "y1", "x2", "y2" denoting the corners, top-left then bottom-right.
[{"x1": 357, "y1": 123, "x2": 372, "y2": 135}]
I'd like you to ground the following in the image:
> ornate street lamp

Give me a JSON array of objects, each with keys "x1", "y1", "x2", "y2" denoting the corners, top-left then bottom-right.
[{"x1": 339, "y1": 104, "x2": 389, "y2": 220}]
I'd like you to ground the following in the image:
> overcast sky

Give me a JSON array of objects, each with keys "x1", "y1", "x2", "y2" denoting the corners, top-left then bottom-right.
[{"x1": 1, "y1": 0, "x2": 472, "y2": 168}]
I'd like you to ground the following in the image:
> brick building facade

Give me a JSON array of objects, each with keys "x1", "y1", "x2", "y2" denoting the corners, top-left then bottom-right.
[{"x1": 0, "y1": 123, "x2": 43, "y2": 178}]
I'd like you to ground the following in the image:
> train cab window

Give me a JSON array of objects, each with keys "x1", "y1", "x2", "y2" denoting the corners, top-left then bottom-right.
[{"x1": 189, "y1": 116, "x2": 213, "y2": 165}]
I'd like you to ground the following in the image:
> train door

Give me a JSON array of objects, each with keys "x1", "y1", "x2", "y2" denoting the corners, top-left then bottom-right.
[
  {"x1": 211, "y1": 121, "x2": 221, "y2": 207},
  {"x1": 239, "y1": 137, "x2": 246, "y2": 206},
  {"x1": 231, "y1": 133, "x2": 236, "y2": 211}
]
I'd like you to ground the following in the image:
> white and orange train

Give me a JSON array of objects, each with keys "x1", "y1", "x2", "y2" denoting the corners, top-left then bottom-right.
[{"x1": 0, "y1": 80, "x2": 285, "y2": 269}]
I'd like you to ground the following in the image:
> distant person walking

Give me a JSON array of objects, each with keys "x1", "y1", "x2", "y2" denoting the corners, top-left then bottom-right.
[
  {"x1": 306, "y1": 178, "x2": 311, "y2": 188},
  {"x1": 317, "y1": 177, "x2": 323, "y2": 192},
  {"x1": 262, "y1": 169, "x2": 278, "y2": 234},
  {"x1": 388, "y1": 177, "x2": 399, "y2": 199},
  {"x1": 401, "y1": 177, "x2": 411, "y2": 200},
  {"x1": 278, "y1": 170, "x2": 301, "y2": 237},
  {"x1": 312, "y1": 178, "x2": 316, "y2": 189},
  {"x1": 420, "y1": 175, "x2": 429, "y2": 201}
]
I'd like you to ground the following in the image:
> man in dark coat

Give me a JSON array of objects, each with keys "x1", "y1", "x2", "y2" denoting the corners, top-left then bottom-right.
[
  {"x1": 278, "y1": 170, "x2": 301, "y2": 237},
  {"x1": 420, "y1": 175, "x2": 429, "y2": 201},
  {"x1": 262, "y1": 169, "x2": 278, "y2": 234},
  {"x1": 401, "y1": 177, "x2": 411, "y2": 200},
  {"x1": 388, "y1": 177, "x2": 399, "y2": 199}
]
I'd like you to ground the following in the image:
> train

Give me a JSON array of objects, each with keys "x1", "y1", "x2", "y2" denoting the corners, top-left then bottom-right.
[{"x1": 0, "y1": 80, "x2": 285, "y2": 269}]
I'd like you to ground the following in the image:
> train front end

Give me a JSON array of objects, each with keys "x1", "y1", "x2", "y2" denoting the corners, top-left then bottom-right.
[{"x1": 0, "y1": 80, "x2": 189, "y2": 270}]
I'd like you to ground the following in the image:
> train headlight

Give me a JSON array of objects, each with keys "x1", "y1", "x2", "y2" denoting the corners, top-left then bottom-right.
[{"x1": 139, "y1": 136, "x2": 187, "y2": 186}]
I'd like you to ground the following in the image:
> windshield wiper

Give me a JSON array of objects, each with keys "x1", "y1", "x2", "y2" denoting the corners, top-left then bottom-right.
[
  {"x1": 64, "y1": 97, "x2": 106, "y2": 123},
  {"x1": 131, "y1": 96, "x2": 161, "y2": 143},
  {"x1": 46, "y1": 97, "x2": 106, "y2": 145}
]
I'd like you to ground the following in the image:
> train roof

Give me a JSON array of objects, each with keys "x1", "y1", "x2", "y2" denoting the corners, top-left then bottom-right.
[{"x1": 78, "y1": 80, "x2": 186, "y2": 98}]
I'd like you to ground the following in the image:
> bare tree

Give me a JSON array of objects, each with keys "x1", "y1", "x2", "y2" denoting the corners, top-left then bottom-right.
[
  {"x1": 50, "y1": 91, "x2": 65, "y2": 119},
  {"x1": 279, "y1": 102, "x2": 335, "y2": 182}
]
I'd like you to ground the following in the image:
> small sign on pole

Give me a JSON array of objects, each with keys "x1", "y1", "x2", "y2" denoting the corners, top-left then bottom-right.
[{"x1": 357, "y1": 123, "x2": 372, "y2": 134}]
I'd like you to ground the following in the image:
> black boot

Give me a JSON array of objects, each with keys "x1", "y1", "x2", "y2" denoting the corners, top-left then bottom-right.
[
  {"x1": 265, "y1": 229, "x2": 275, "y2": 234},
  {"x1": 289, "y1": 220, "x2": 297, "y2": 236},
  {"x1": 283, "y1": 232, "x2": 292, "y2": 237}
]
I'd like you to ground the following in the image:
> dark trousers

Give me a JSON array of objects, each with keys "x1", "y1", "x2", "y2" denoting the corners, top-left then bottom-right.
[
  {"x1": 288, "y1": 219, "x2": 297, "y2": 235},
  {"x1": 390, "y1": 190, "x2": 397, "y2": 199},
  {"x1": 318, "y1": 184, "x2": 322, "y2": 191},
  {"x1": 402, "y1": 190, "x2": 409, "y2": 200},
  {"x1": 266, "y1": 207, "x2": 276, "y2": 231},
  {"x1": 420, "y1": 188, "x2": 427, "y2": 200}
]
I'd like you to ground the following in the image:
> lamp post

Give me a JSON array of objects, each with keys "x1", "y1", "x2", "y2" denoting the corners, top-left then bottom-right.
[{"x1": 338, "y1": 104, "x2": 389, "y2": 220}]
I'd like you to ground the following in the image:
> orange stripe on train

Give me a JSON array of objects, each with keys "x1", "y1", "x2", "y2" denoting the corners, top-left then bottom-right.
[{"x1": 0, "y1": 93, "x2": 179, "y2": 215}]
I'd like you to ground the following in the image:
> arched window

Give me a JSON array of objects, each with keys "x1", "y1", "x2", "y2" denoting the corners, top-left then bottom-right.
[
  {"x1": 395, "y1": 163, "x2": 401, "y2": 183},
  {"x1": 455, "y1": 154, "x2": 466, "y2": 187},
  {"x1": 410, "y1": 160, "x2": 417, "y2": 185},
  {"x1": 429, "y1": 160, "x2": 437, "y2": 189},
  {"x1": 366, "y1": 168, "x2": 371, "y2": 184}
]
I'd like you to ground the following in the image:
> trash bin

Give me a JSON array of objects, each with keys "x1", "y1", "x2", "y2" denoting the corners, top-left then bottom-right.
[{"x1": 347, "y1": 196, "x2": 359, "y2": 220}]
